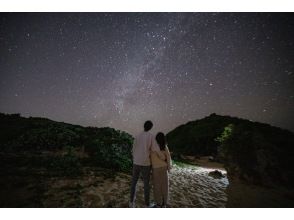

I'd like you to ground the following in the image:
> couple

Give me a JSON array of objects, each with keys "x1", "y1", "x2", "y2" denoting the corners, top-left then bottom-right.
[{"x1": 129, "y1": 120, "x2": 172, "y2": 208}]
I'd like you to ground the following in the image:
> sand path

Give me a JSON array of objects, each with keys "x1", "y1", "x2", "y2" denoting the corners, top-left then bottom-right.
[{"x1": 42, "y1": 164, "x2": 229, "y2": 208}]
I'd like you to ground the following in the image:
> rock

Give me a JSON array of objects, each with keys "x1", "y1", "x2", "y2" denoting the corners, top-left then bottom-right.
[
  {"x1": 208, "y1": 156, "x2": 214, "y2": 162},
  {"x1": 208, "y1": 170, "x2": 225, "y2": 179}
]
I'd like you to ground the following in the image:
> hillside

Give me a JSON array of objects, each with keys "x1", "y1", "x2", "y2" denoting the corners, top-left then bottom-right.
[
  {"x1": 167, "y1": 113, "x2": 294, "y2": 187},
  {"x1": 0, "y1": 113, "x2": 232, "y2": 207},
  {"x1": 167, "y1": 113, "x2": 293, "y2": 156},
  {"x1": 0, "y1": 113, "x2": 134, "y2": 173},
  {"x1": 1, "y1": 112, "x2": 294, "y2": 207}
]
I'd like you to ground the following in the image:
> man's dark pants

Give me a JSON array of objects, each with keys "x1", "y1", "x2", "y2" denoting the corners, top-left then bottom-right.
[{"x1": 130, "y1": 164, "x2": 151, "y2": 206}]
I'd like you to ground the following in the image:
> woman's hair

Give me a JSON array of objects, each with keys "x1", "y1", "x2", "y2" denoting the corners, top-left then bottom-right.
[{"x1": 156, "y1": 132, "x2": 166, "y2": 151}]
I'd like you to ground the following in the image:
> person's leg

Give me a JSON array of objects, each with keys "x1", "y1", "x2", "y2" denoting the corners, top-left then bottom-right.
[
  {"x1": 157, "y1": 167, "x2": 166, "y2": 207},
  {"x1": 162, "y1": 168, "x2": 169, "y2": 207},
  {"x1": 141, "y1": 165, "x2": 151, "y2": 206},
  {"x1": 152, "y1": 168, "x2": 162, "y2": 206},
  {"x1": 130, "y1": 164, "x2": 141, "y2": 204}
]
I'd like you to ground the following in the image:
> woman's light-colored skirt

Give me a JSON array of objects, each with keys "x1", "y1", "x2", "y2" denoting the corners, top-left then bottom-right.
[{"x1": 152, "y1": 166, "x2": 169, "y2": 206}]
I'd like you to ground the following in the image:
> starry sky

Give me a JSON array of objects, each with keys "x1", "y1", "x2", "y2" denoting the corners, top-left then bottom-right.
[{"x1": 0, "y1": 13, "x2": 293, "y2": 135}]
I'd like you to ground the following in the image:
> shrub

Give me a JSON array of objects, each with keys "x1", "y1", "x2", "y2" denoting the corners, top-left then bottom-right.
[
  {"x1": 86, "y1": 138, "x2": 132, "y2": 173},
  {"x1": 49, "y1": 145, "x2": 82, "y2": 177}
]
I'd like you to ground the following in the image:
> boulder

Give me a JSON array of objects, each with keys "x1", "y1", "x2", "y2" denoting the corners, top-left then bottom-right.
[{"x1": 208, "y1": 170, "x2": 225, "y2": 179}]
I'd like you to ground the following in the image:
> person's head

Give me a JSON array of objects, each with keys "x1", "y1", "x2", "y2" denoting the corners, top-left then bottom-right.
[
  {"x1": 144, "y1": 120, "x2": 153, "y2": 132},
  {"x1": 156, "y1": 132, "x2": 166, "y2": 151}
]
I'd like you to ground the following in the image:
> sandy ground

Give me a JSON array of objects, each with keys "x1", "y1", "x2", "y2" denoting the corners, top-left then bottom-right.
[
  {"x1": 1, "y1": 154, "x2": 293, "y2": 207},
  {"x1": 41, "y1": 164, "x2": 228, "y2": 208},
  {"x1": 226, "y1": 178, "x2": 294, "y2": 208},
  {"x1": 180, "y1": 155, "x2": 225, "y2": 170},
  {"x1": 2, "y1": 162, "x2": 293, "y2": 207}
]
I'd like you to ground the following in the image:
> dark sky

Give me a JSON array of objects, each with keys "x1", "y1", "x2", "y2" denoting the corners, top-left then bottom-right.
[{"x1": 0, "y1": 13, "x2": 293, "y2": 135}]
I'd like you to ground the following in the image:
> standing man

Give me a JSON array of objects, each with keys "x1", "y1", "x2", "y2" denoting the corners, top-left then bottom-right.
[{"x1": 129, "y1": 120, "x2": 164, "y2": 208}]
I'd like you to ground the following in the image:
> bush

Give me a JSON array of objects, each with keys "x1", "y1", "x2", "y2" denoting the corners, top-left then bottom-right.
[
  {"x1": 86, "y1": 138, "x2": 132, "y2": 173},
  {"x1": 216, "y1": 123, "x2": 294, "y2": 187},
  {"x1": 49, "y1": 146, "x2": 82, "y2": 177}
]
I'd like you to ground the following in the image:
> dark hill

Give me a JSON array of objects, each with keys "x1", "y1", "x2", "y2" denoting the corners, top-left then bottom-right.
[
  {"x1": 0, "y1": 112, "x2": 133, "y2": 173},
  {"x1": 167, "y1": 113, "x2": 294, "y2": 187},
  {"x1": 166, "y1": 113, "x2": 254, "y2": 156}
]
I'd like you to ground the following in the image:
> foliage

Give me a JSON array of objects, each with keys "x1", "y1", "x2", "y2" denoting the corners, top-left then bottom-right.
[
  {"x1": 49, "y1": 146, "x2": 82, "y2": 177},
  {"x1": 85, "y1": 131, "x2": 133, "y2": 172},
  {"x1": 0, "y1": 113, "x2": 133, "y2": 173},
  {"x1": 167, "y1": 113, "x2": 294, "y2": 187},
  {"x1": 216, "y1": 122, "x2": 294, "y2": 187},
  {"x1": 166, "y1": 113, "x2": 249, "y2": 156},
  {"x1": 215, "y1": 123, "x2": 235, "y2": 161},
  {"x1": 215, "y1": 123, "x2": 234, "y2": 144},
  {"x1": 172, "y1": 160, "x2": 198, "y2": 169}
]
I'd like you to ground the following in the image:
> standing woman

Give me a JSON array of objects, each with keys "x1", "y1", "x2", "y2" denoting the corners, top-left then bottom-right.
[{"x1": 151, "y1": 132, "x2": 172, "y2": 207}]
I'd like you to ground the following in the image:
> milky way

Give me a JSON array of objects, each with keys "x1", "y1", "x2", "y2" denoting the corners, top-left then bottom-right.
[{"x1": 0, "y1": 13, "x2": 293, "y2": 135}]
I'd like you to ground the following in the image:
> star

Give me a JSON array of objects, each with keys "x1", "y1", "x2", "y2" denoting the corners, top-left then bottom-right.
[{"x1": 0, "y1": 13, "x2": 293, "y2": 134}]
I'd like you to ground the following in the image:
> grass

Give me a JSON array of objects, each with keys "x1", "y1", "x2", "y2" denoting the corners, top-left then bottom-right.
[{"x1": 172, "y1": 160, "x2": 199, "y2": 169}]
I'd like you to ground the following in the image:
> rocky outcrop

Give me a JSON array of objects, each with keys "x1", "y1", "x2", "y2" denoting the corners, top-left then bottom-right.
[
  {"x1": 208, "y1": 170, "x2": 225, "y2": 179},
  {"x1": 167, "y1": 113, "x2": 294, "y2": 188},
  {"x1": 219, "y1": 123, "x2": 294, "y2": 188},
  {"x1": 167, "y1": 113, "x2": 294, "y2": 206},
  {"x1": 217, "y1": 123, "x2": 294, "y2": 207}
]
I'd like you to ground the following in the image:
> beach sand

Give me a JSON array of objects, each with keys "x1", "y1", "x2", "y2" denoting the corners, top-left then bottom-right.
[{"x1": 41, "y1": 163, "x2": 228, "y2": 208}]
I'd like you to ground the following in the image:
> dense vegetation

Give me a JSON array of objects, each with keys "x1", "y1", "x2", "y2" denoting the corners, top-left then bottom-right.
[
  {"x1": 0, "y1": 113, "x2": 133, "y2": 174},
  {"x1": 217, "y1": 123, "x2": 294, "y2": 187},
  {"x1": 166, "y1": 113, "x2": 250, "y2": 156},
  {"x1": 2, "y1": 112, "x2": 294, "y2": 187},
  {"x1": 167, "y1": 113, "x2": 294, "y2": 187}
]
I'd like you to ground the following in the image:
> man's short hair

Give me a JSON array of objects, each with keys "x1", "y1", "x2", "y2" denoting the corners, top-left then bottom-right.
[{"x1": 144, "y1": 120, "x2": 153, "y2": 131}]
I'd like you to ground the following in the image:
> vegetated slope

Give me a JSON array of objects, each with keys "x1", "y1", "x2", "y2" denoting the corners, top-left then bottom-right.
[
  {"x1": 0, "y1": 112, "x2": 133, "y2": 172},
  {"x1": 167, "y1": 113, "x2": 294, "y2": 187}
]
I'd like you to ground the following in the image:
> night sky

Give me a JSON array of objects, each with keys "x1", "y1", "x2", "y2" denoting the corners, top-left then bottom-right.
[{"x1": 0, "y1": 13, "x2": 293, "y2": 135}]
